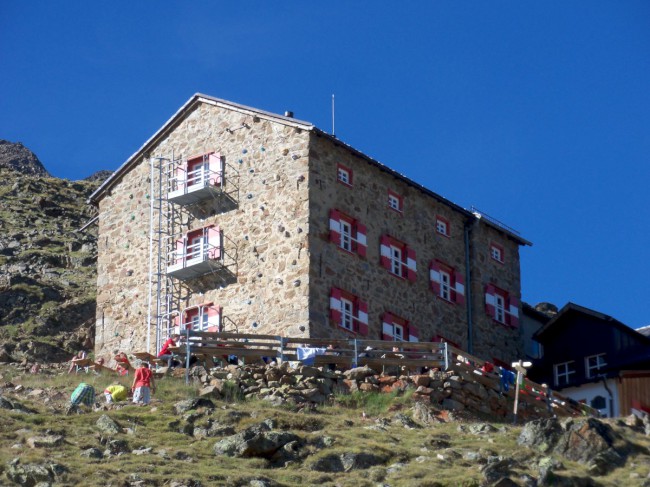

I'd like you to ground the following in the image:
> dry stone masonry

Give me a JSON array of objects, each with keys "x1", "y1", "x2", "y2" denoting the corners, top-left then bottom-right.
[{"x1": 91, "y1": 94, "x2": 530, "y2": 367}]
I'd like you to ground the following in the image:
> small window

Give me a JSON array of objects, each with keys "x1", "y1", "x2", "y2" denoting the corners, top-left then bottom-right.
[
  {"x1": 390, "y1": 245, "x2": 403, "y2": 276},
  {"x1": 180, "y1": 303, "x2": 221, "y2": 333},
  {"x1": 387, "y1": 190, "x2": 403, "y2": 213},
  {"x1": 436, "y1": 217, "x2": 450, "y2": 237},
  {"x1": 554, "y1": 361, "x2": 576, "y2": 387},
  {"x1": 485, "y1": 284, "x2": 519, "y2": 327},
  {"x1": 330, "y1": 287, "x2": 369, "y2": 336},
  {"x1": 490, "y1": 243, "x2": 504, "y2": 263},
  {"x1": 329, "y1": 209, "x2": 367, "y2": 257},
  {"x1": 382, "y1": 312, "x2": 418, "y2": 342},
  {"x1": 430, "y1": 260, "x2": 465, "y2": 305},
  {"x1": 392, "y1": 323, "x2": 405, "y2": 341},
  {"x1": 495, "y1": 294, "x2": 505, "y2": 324},
  {"x1": 341, "y1": 298, "x2": 354, "y2": 331},
  {"x1": 585, "y1": 353, "x2": 607, "y2": 378},
  {"x1": 337, "y1": 164, "x2": 353, "y2": 186},
  {"x1": 340, "y1": 220, "x2": 352, "y2": 252},
  {"x1": 380, "y1": 235, "x2": 416, "y2": 281},
  {"x1": 440, "y1": 270, "x2": 451, "y2": 301}
]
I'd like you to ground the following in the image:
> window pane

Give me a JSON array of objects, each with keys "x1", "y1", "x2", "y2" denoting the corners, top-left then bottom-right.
[{"x1": 341, "y1": 221, "x2": 352, "y2": 252}]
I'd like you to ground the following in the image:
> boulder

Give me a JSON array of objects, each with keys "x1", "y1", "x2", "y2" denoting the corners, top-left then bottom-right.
[
  {"x1": 343, "y1": 366, "x2": 376, "y2": 381},
  {"x1": 520, "y1": 417, "x2": 630, "y2": 476},
  {"x1": 105, "y1": 439, "x2": 130, "y2": 455},
  {"x1": 0, "y1": 395, "x2": 36, "y2": 414},
  {"x1": 80, "y1": 447, "x2": 103, "y2": 459},
  {"x1": 173, "y1": 398, "x2": 215, "y2": 414},
  {"x1": 214, "y1": 429, "x2": 300, "y2": 459},
  {"x1": 96, "y1": 414, "x2": 122, "y2": 434},
  {"x1": 26, "y1": 435, "x2": 64, "y2": 449},
  {"x1": 5, "y1": 462, "x2": 53, "y2": 486}
]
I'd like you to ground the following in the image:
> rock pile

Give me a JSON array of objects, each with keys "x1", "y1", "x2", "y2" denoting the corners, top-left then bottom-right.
[{"x1": 173, "y1": 362, "x2": 555, "y2": 422}]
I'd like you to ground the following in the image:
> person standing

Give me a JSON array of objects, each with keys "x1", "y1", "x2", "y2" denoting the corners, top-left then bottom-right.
[{"x1": 131, "y1": 361, "x2": 156, "y2": 405}]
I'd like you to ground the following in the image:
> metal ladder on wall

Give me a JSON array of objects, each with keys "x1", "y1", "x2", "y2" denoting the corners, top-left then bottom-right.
[{"x1": 147, "y1": 153, "x2": 188, "y2": 354}]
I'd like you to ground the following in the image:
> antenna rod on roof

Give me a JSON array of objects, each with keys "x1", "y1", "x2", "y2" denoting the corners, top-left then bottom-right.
[{"x1": 332, "y1": 94, "x2": 335, "y2": 137}]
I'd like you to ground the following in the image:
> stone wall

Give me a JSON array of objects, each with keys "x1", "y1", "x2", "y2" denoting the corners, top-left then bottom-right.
[
  {"x1": 96, "y1": 103, "x2": 313, "y2": 359},
  {"x1": 95, "y1": 97, "x2": 526, "y2": 365},
  {"x1": 306, "y1": 133, "x2": 523, "y2": 362},
  {"x1": 469, "y1": 221, "x2": 524, "y2": 363}
]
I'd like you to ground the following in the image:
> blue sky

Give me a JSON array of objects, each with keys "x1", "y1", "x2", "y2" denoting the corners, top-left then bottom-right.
[{"x1": 1, "y1": 2, "x2": 649, "y2": 328}]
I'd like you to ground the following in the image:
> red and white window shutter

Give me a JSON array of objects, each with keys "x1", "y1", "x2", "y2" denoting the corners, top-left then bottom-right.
[
  {"x1": 430, "y1": 260, "x2": 465, "y2": 305},
  {"x1": 329, "y1": 209, "x2": 367, "y2": 257},
  {"x1": 329, "y1": 287, "x2": 343, "y2": 324},
  {"x1": 382, "y1": 312, "x2": 418, "y2": 342},
  {"x1": 406, "y1": 247, "x2": 417, "y2": 281},
  {"x1": 207, "y1": 225, "x2": 221, "y2": 260},
  {"x1": 329, "y1": 287, "x2": 368, "y2": 336},
  {"x1": 380, "y1": 234, "x2": 416, "y2": 281},
  {"x1": 207, "y1": 153, "x2": 223, "y2": 186},
  {"x1": 508, "y1": 295, "x2": 520, "y2": 328},
  {"x1": 485, "y1": 284, "x2": 498, "y2": 319},
  {"x1": 485, "y1": 284, "x2": 519, "y2": 328},
  {"x1": 357, "y1": 300, "x2": 369, "y2": 336}
]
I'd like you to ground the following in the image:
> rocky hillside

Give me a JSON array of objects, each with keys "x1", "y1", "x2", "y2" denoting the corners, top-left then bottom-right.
[
  {"x1": 0, "y1": 140, "x2": 107, "y2": 363},
  {"x1": 1, "y1": 362, "x2": 650, "y2": 486}
]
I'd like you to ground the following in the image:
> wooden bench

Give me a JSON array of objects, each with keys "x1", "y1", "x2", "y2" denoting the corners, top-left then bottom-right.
[{"x1": 169, "y1": 331, "x2": 283, "y2": 367}]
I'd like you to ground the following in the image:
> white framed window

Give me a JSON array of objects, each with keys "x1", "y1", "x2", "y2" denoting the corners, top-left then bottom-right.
[
  {"x1": 494, "y1": 294, "x2": 505, "y2": 323},
  {"x1": 440, "y1": 270, "x2": 451, "y2": 301},
  {"x1": 585, "y1": 353, "x2": 607, "y2": 378},
  {"x1": 337, "y1": 165, "x2": 352, "y2": 185},
  {"x1": 436, "y1": 217, "x2": 449, "y2": 236},
  {"x1": 390, "y1": 245, "x2": 403, "y2": 276},
  {"x1": 187, "y1": 158, "x2": 209, "y2": 187},
  {"x1": 341, "y1": 298, "x2": 354, "y2": 331},
  {"x1": 490, "y1": 243, "x2": 504, "y2": 263},
  {"x1": 340, "y1": 220, "x2": 352, "y2": 252},
  {"x1": 392, "y1": 323, "x2": 405, "y2": 341},
  {"x1": 190, "y1": 312, "x2": 209, "y2": 331},
  {"x1": 554, "y1": 361, "x2": 576, "y2": 387},
  {"x1": 187, "y1": 234, "x2": 205, "y2": 260},
  {"x1": 387, "y1": 190, "x2": 403, "y2": 213}
]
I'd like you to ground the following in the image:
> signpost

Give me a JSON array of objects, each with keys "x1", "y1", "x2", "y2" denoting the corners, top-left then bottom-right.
[{"x1": 512, "y1": 360, "x2": 532, "y2": 424}]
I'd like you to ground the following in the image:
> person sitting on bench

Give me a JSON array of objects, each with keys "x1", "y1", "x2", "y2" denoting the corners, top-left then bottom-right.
[
  {"x1": 157, "y1": 334, "x2": 180, "y2": 367},
  {"x1": 68, "y1": 351, "x2": 88, "y2": 374}
]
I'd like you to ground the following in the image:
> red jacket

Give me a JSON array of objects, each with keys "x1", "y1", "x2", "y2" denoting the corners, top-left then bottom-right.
[{"x1": 158, "y1": 338, "x2": 176, "y2": 357}]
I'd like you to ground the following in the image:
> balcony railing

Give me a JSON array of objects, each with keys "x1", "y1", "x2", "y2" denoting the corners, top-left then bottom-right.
[{"x1": 166, "y1": 239, "x2": 222, "y2": 280}]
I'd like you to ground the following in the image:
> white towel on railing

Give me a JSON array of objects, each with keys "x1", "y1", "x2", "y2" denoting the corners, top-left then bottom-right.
[{"x1": 297, "y1": 347, "x2": 327, "y2": 365}]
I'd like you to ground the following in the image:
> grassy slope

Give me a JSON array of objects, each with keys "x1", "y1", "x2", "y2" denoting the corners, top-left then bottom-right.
[
  {"x1": 1, "y1": 367, "x2": 650, "y2": 486},
  {"x1": 0, "y1": 168, "x2": 100, "y2": 357}
]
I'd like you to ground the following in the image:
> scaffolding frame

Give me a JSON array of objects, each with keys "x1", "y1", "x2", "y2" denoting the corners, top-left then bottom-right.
[{"x1": 146, "y1": 151, "x2": 239, "y2": 354}]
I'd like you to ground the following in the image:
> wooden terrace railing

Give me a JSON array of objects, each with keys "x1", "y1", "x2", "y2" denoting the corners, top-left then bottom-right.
[{"x1": 159, "y1": 330, "x2": 596, "y2": 417}]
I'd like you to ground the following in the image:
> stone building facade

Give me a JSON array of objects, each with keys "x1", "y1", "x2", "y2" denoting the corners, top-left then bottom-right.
[{"x1": 89, "y1": 94, "x2": 530, "y2": 364}]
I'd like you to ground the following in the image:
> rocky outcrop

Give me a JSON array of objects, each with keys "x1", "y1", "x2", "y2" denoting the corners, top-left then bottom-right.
[
  {"x1": 0, "y1": 140, "x2": 49, "y2": 176},
  {"x1": 518, "y1": 417, "x2": 639, "y2": 476},
  {"x1": 0, "y1": 141, "x2": 103, "y2": 362}
]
